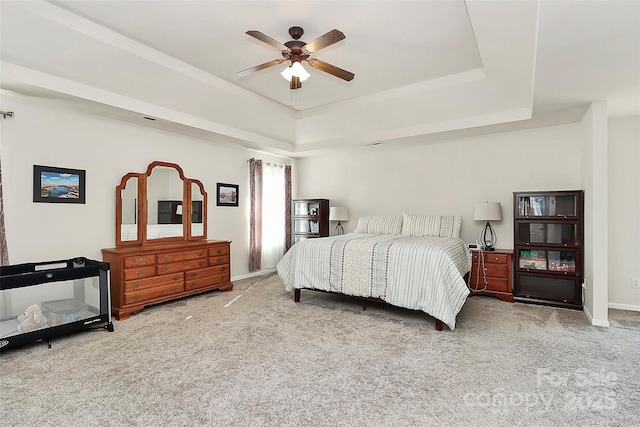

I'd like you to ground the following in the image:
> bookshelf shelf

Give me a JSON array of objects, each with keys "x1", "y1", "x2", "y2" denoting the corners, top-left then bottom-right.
[{"x1": 513, "y1": 190, "x2": 584, "y2": 309}]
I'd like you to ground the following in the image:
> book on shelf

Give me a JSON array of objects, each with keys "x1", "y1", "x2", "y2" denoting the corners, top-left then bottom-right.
[
  {"x1": 519, "y1": 198, "x2": 531, "y2": 216},
  {"x1": 530, "y1": 196, "x2": 545, "y2": 216}
]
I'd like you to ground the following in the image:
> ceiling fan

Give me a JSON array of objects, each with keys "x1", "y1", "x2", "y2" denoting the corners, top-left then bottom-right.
[{"x1": 238, "y1": 26, "x2": 355, "y2": 90}]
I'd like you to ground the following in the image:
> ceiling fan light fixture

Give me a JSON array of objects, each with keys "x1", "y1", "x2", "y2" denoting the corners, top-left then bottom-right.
[
  {"x1": 291, "y1": 61, "x2": 310, "y2": 81},
  {"x1": 280, "y1": 66, "x2": 293, "y2": 81},
  {"x1": 280, "y1": 61, "x2": 310, "y2": 82}
]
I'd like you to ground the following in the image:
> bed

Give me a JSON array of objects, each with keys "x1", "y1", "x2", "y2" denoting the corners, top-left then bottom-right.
[{"x1": 276, "y1": 214, "x2": 472, "y2": 331}]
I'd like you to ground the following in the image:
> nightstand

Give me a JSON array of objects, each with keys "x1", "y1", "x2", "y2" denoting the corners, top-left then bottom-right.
[{"x1": 468, "y1": 249, "x2": 513, "y2": 302}]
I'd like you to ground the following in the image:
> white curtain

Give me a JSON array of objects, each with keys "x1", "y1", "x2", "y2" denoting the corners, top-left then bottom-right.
[{"x1": 261, "y1": 163, "x2": 286, "y2": 269}]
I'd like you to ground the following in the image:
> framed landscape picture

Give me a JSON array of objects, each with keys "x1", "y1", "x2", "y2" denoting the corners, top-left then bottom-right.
[
  {"x1": 33, "y1": 165, "x2": 86, "y2": 204},
  {"x1": 216, "y1": 183, "x2": 238, "y2": 207}
]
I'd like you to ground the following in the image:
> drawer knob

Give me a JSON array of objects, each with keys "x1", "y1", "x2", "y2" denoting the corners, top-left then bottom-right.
[
  {"x1": 198, "y1": 261, "x2": 205, "y2": 267},
  {"x1": 221, "y1": 266, "x2": 227, "y2": 272},
  {"x1": 173, "y1": 275, "x2": 181, "y2": 281},
  {"x1": 163, "y1": 255, "x2": 171, "y2": 262},
  {"x1": 136, "y1": 259, "x2": 145, "y2": 265},
  {"x1": 173, "y1": 286, "x2": 181, "y2": 292},
  {"x1": 136, "y1": 271, "x2": 144, "y2": 277},
  {"x1": 132, "y1": 283, "x2": 140, "y2": 290},
  {"x1": 198, "y1": 251, "x2": 205, "y2": 256}
]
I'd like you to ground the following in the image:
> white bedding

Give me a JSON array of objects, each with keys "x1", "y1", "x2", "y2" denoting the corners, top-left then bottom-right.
[{"x1": 276, "y1": 233, "x2": 472, "y2": 330}]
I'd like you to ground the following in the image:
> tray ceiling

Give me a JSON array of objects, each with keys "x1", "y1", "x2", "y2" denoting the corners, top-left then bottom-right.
[{"x1": 1, "y1": 1, "x2": 638, "y2": 156}]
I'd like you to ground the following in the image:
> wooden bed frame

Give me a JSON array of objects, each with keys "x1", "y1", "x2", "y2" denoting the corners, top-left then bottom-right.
[{"x1": 293, "y1": 288, "x2": 444, "y2": 331}]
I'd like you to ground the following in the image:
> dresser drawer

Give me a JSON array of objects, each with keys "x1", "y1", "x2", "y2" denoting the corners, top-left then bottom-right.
[
  {"x1": 209, "y1": 255, "x2": 230, "y2": 267},
  {"x1": 157, "y1": 249, "x2": 208, "y2": 264},
  {"x1": 156, "y1": 258, "x2": 208, "y2": 274},
  {"x1": 125, "y1": 272, "x2": 184, "y2": 293},
  {"x1": 185, "y1": 265, "x2": 229, "y2": 280},
  {"x1": 123, "y1": 265, "x2": 156, "y2": 281},
  {"x1": 185, "y1": 273, "x2": 230, "y2": 291},
  {"x1": 124, "y1": 254, "x2": 156, "y2": 268},
  {"x1": 209, "y1": 245, "x2": 229, "y2": 257},
  {"x1": 471, "y1": 252, "x2": 509, "y2": 265},
  {"x1": 124, "y1": 281, "x2": 184, "y2": 305}
]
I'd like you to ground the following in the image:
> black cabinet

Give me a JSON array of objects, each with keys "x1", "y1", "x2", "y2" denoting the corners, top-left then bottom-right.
[
  {"x1": 513, "y1": 190, "x2": 584, "y2": 309},
  {"x1": 158, "y1": 200, "x2": 203, "y2": 224},
  {"x1": 291, "y1": 199, "x2": 329, "y2": 245}
]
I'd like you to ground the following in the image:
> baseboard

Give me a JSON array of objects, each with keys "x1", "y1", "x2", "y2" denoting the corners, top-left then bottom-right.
[
  {"x1": 231, "y1": 268, "x2": 276, "y2": 282},
  {"x1": 608, "y1": 302, "x2": 640, "y2": 312},
  {"x1": 583, "y1": 305, "x2": 610, "y2": 327}
]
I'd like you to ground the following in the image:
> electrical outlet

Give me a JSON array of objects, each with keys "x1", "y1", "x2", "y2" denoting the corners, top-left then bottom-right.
[{"x1": 632, "y1": 278, "x2": 640, "y2": 289}]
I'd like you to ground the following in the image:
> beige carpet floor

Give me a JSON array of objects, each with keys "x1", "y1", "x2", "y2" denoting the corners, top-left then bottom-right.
[{"x1": 1, "y1": 273, "x2": 639, "y2": 427}]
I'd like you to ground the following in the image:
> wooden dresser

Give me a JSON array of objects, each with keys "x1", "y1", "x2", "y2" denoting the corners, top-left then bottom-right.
[
  {"x1": 102, "y1": 240, "x2": 232, "y2": 320},
  {"x1": 468, "y1": 249, "x2": 513, "y2": 302}
]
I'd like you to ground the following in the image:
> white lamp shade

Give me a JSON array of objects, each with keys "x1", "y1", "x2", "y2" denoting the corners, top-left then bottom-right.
[
  {"x1": 281, "y1": 61, "x2": 310, "y2": 82},
  {"x1": 176, "y1": 204, "x2": 183, "y2": 215},
  {"x1": 329, "y1": 207, "x2": 349, "y2": 221},
  {"x1": 280, "y1": 66, "x2": 293, "y2": 81},
  {"x1": 473, "y1": 202, "x2": 502, "y2": 221}
]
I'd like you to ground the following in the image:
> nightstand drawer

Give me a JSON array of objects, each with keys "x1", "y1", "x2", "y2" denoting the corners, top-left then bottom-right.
[
  {"x1": 472, "y1": 252, "x2": 509, "y2": 264},
  {"x1": 469, "y1": 276, "x2": 509, "y2": 293},
  {"x1": 474, "y1": 263, "x2": 507, "y2": 278}
]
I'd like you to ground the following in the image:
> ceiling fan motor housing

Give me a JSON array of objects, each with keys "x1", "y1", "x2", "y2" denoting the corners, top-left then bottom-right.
[{"x1": 288, "y1": 26, "x2": 304, "y2": 40}]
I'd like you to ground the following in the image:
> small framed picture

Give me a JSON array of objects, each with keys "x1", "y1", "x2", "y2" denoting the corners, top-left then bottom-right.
[
  {"x1": 216, "y1": 183, "x2": 239, "y2": 207},
  {"x1": 33, "y1": 165, "x2": 86, "y2": 204}
]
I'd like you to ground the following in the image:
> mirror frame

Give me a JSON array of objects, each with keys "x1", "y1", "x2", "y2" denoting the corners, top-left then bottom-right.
[
  {"x1": 187, "y1": 179, "x2": 208, "y2": 240},
  {"x1": 115, "y1": 161, "x2": 207, "y2": 246},
  {"x1": 115, "y1": 172, "x2": 143, "y2": 247}
]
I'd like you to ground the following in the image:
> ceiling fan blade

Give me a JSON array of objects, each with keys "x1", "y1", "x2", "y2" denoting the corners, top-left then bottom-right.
[
  {"x1": 246, "y1": 30, "x2": 288, "y2": 51},
  {"x1": 237, "y1": 59, "x2": 286, "y2": 77},
  {"x1": 306, "y1": 59, "x2": 354, "y2": 81},
  {"x1": 303, "y1": 29, "x2": 345, "y2": 54}
]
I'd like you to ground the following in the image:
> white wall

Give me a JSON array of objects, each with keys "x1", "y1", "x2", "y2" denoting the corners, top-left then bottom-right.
[
  {"x1": 0, "y1": 94, "x2": 290, "y2": 278},
  {"x1": 3, "y1": 92, "x2": 637, "y2": 316},
  {"x1": 296, "y1": 123, "x2": 583, "y2": 248},
  {"x1": 580, "y1": 101, "x2": 609, "y2": 326},
  {"x1": 608, "y1": 116, "x2": 640, "y2": 309}
]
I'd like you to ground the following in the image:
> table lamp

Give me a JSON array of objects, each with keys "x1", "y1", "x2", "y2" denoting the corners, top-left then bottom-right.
[
  {"x1": 329, "y1": 207, "x2": 349, "y2": 235},
  {"x1": 473, "y1": 202, "x2": 502, "y2": 250}
]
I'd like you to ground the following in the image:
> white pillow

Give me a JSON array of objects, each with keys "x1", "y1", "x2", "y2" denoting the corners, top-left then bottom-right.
[
  {"x1": 353, "y1": 216, "x2": 403, "y2": 234},
  {"x1": 401, "y1": 213, "x2": 441, "y2": 237},
  {"x1": 439, "y1": 215, "x2": 462, "y2": 238}
]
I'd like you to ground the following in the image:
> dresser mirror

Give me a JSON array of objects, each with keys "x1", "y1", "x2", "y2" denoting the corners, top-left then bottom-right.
[
  {"x1": 189, "y1": 180, "x2": 207, "y2": 238},
  {"x1": 116, "y1": 173, "x2": 142, "y2": 246},
  {"x1": 146, "y1": 164, "x2": 184, "y2": 241},
  {"x1": 115, "y1": 161, "x2": 208, "y2": 246}
]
